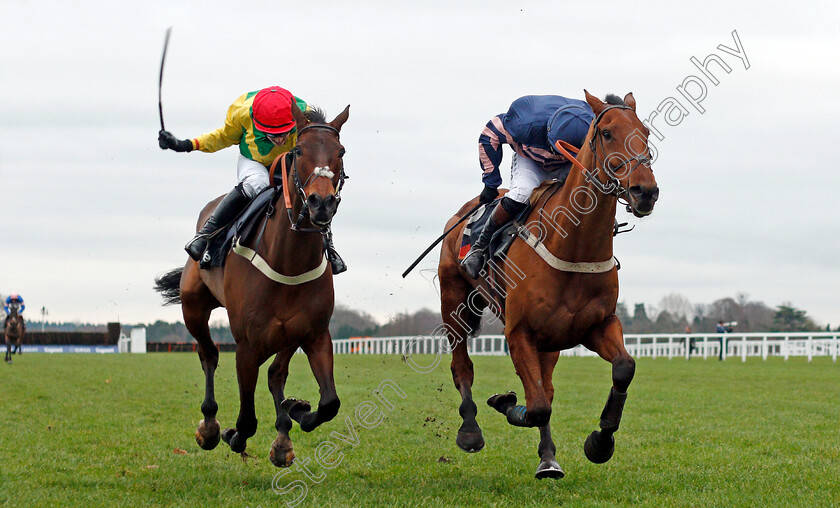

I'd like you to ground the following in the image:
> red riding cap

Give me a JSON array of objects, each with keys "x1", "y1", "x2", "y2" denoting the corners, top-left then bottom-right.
[{"x1": 252, "y1": 87, "x2": 296, "y2": 134}]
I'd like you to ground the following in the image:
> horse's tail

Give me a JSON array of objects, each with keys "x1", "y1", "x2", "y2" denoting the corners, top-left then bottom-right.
[{"x1": 154, "y1": 267, "x2": 183, "y2": 306}]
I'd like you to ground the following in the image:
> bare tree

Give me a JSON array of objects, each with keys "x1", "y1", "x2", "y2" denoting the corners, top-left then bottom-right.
[{"x1": 658, "y1": 293, "x2": 694, "y2": 322}]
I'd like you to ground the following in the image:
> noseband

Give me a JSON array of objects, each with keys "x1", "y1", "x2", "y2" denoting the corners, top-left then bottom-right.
[{"x1": 271, "y1": 124, "x2": 347, "y2": 233}]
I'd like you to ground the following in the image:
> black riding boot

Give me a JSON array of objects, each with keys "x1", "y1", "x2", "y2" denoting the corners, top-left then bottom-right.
[
  {"x1": 460, "y1": 199, "x2": 518, "y2": 278},
  {"x1": 323, "y1": 229, "x2": 347, "y2": 275},
  {"x1": 185, "y1": 184, "x2": 252, "y2": 262}
]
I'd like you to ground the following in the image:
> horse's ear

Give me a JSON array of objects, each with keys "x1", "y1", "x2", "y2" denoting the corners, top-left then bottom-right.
[
  {"x1": 624, "y1": 92, "x2": 636, "y2": 111},
  {"x1": 292, "y1": 100, "x2": 308, "y2": 129},
  {"x1": 584, "y1": 89, "x2": 605, "y2": 115},
  {"x1": 329, "y1": 105, "x2": 350, "y2": 132}
]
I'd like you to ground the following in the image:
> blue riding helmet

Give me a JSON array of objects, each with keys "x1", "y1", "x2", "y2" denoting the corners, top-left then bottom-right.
[{"x1": 547, "y1": 104, "x2": 594, "y2": 150}]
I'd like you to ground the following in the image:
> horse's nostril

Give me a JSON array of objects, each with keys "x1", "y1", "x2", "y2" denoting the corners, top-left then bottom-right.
[
  {"x1": 324, "y1": 194, "x2": 337, "y2": 211},
  {"x1": 306, "y1": 194, "x2": 322, "y2": 210},
  {"x1": 629, "y1": 186, "x2": 659, "y2": 202}
]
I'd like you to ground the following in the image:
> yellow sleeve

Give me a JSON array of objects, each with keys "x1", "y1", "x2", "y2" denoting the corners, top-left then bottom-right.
[{"x1": 191, "y1": 95, "x2": 248, "y2": 153}]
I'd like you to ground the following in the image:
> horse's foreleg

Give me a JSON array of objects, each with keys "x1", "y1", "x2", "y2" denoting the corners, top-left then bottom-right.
[
  {"x1": 222, "y1": 346, "x2": 260, "y2": 453},
  {"x1": 488, "y1": 331, "x2": 551, "y2": 429},
  {"x1": 267, "y1": 348, "x2": 296, "y2": 467},
  {"x1": 583, "y1": 315, "x2": 635, "y2": 464},
  {"x1": 284, "y1": 332, "x2": 339, "y2": 433}
]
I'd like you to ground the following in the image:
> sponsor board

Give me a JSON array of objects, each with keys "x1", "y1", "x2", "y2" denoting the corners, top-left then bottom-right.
[{"x1": 19, "y1": 345, "x2": 119, "y2": 354}]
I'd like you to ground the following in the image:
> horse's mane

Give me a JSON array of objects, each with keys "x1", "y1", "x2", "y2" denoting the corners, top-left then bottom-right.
[
  {"x1": 604, "y1": 94, "x2": 626, "y2": 106},
  {"x1": 304, "y1": 106, "x2": 327, "y2": 124}
]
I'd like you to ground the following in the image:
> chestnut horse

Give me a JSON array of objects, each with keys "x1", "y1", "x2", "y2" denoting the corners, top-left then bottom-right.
[
  {"x1": 438, "y1": 91, "x2": 659, "y2": 479},
  {"x1": 4, "y1": 306, "x2": 25, "y2": 363},
  {"x1": 154, "y1": 104, "x2": 349, "y2": 466}
]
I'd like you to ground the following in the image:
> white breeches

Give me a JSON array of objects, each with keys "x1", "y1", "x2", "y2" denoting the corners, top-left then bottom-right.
[{"x1": 236, "y1": 155, "x2": 270, "y2": 198}]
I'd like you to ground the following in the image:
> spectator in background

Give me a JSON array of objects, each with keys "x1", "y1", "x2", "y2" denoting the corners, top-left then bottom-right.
[
  {"x1": 716, "y1": 320, "x2": 727, "y2": 360},
  {"x1": 684, "y1": 325, "x2": 696, "y2": 358}
]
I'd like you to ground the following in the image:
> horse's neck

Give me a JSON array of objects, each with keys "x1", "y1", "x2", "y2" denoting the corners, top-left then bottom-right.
[
  {"x1": 263, "y1": 198, "x2": 324, "y2": 271},
  {"x1": 539, "y1": 147, "x2": 617, "y2": 262}
]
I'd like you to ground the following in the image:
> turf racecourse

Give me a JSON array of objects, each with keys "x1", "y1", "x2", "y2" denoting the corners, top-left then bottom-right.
[{"x1": 0, "y1": 353, "x2": 838, "y2": 507}]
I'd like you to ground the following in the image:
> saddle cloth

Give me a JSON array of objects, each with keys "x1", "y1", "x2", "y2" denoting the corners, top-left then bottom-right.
[
  {"x1": 458, "y1": 199, "x2": 527, "y2": 262},
  {"x1": 458, "y1": 178, "x2": 566, "y2": 262}
]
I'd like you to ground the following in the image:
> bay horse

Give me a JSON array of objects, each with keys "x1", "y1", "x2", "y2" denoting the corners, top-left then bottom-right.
[
  {"x1": 4, "y1": 307, "x2": 25, "y2": 363},
  {"x1": 437, "y1": 91, "x2": 659, "y2": 479},
  {"x1": 154, "y1": 104, "x2": 350, "y2": 466}
]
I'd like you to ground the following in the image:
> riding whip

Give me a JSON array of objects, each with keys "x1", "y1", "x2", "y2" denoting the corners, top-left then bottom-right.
[
  {"x1": 401, "y1": 201, "x2": 484, "y2": 278},
  {"x1": 158, "y1": 27, "x2": 172, "y2": 131}
]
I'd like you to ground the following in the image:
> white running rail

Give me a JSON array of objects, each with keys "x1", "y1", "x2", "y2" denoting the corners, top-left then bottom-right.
[{"x1": 332, "y1": 332, "x2": 840, "y2": 362}]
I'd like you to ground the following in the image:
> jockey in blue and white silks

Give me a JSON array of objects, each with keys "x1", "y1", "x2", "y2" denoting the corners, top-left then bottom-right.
[
  {"x1": 461, "y1": 95, "x2": 594, "y2": 278},
  {"x1": 4, "y1": 293, "x2": 24, "y2": 326},
  {"x1": 4, "y1": 293, "x2": 24, "y2": 315}
]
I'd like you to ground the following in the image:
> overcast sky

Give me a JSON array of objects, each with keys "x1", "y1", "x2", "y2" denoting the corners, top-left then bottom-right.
[{"x1": 1, "y1": 0, "x2": 838, "y2": 328}]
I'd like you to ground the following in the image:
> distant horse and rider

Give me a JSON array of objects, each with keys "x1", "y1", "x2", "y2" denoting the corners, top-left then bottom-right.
[
  {"x1": 436, "y1": 90, "x2": 659, "y2": 478},
  {"x1": 155, "y1": 99, "x2": 350, "y2": 467},
  {"x1": 4, "y1": 303, "x2": 25, "y2": 364}
]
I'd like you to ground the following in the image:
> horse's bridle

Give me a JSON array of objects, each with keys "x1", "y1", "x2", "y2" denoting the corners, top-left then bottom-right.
[
  {"x1": 585, "y1": 105, "x2": 653, "y2": 202},
  {"x1": 281, "y1": 124, "x2": 347, "y2": 233}
]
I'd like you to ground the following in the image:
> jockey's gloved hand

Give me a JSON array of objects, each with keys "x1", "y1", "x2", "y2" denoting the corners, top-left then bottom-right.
[
  {"x1": 158, "y1": 130, "x2": 193, "y2": 152},
  {"x1": 479, "y1": 185, "x2": 499, "y2": 204}
]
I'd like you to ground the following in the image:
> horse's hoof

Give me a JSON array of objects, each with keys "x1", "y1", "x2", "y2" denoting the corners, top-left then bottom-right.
[
  {"x1": 487, "y1": 391, "x2": 517, "y2": 414},
  {"x1": 269, "y1": 437, "x2": 296, "y2": 467},
  {"x1": 195, "y1": 419, "x2": 221, "y2": 451},
  {"x1": 456, "y1": 430, "x2": 485, "y2": 453},
  {"x1": 584, "y1": 430, "x2": 615, "y2": 464},
  {"x1": 221, "y1": 428, "x2": 236, "y2": 445},
  {"x1": 281, "y1": 398, "x2": 312, "y2": 415},
  {"x1": 535, "y1": 459, "x2": 565, "y2": 480}
]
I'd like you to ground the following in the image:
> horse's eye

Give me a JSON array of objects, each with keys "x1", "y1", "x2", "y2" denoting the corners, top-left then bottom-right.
[
  {"x1": 338, "y1": 147, "x2": 346, "y2": 158},
  {"x1": 602, "y1": 129, "x2": 612, "y2": 141}
]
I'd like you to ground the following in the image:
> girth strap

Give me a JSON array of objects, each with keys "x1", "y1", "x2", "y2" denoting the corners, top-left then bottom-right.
[
  {"x1": 232, "y1": 237, "x2": 328, "y2": 285},
  {"x1": 517, "y1": 226, "x2": 616, "y2": 273}
]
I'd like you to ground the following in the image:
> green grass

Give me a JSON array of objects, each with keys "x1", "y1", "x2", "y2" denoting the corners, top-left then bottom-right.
[{"x1": 0, "y1": 353, "x2": 838, "y2": 507}]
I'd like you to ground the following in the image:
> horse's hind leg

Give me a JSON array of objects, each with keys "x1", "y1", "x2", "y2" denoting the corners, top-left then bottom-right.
[
  {"x1": 535, "y1": 352, "x2": 564, "y2": 479},
  {"x1": 182, "y1": 264, "x2": 223, "y2": 450},
  {"x1": 267, "y1": 346, "x2": 296, "y2": 467},
  {"x1": 283, "y1": 331, "x2": 340, "y2": 433},
  {"x1": 221, "y1": 344, "x2": 261, "y2": 453},
  {"x1": 439, "y1": 266, "x2": 485, "y2": 453},
  {"x1": 582, "y1": 315, "x2": 635, "y2": 464}
]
